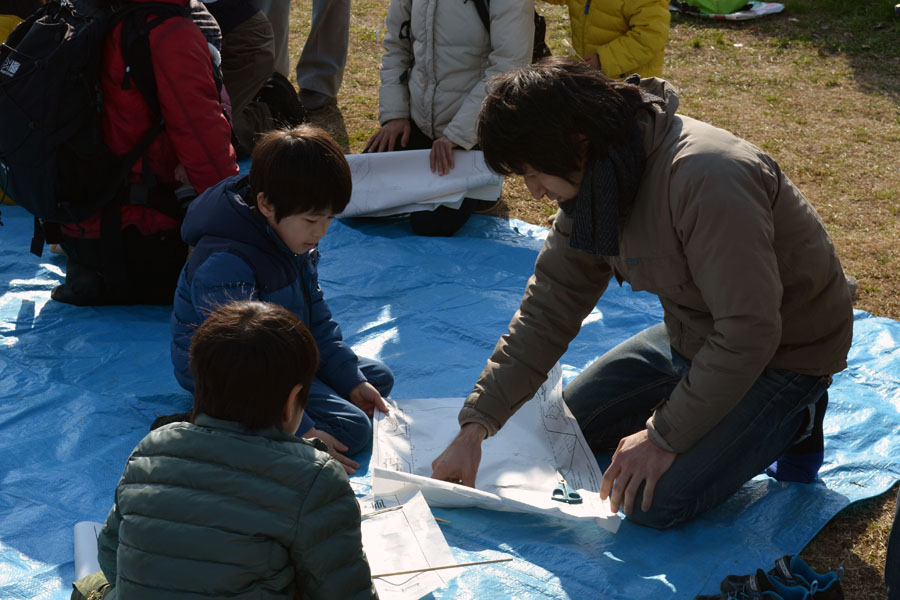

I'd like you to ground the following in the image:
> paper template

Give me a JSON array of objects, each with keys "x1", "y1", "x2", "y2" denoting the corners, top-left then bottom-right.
[
  {"x1": 373, "y1": 365, "x2": 621, "y2": 532},
  {"x1": 361, "y1": 488, "x2": 461, "y2": 600},
  {"x1": 340, "y1": 149, "x2": 503, "y2": 218}
]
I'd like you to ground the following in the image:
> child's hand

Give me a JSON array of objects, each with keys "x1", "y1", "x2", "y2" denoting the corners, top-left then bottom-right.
[
  {"x1": 303, "y1": 427, "x2": 360, "y2": 474},
  {"x1": 430, "y1": 136, "x2": 457, "y2": 176},
  {"x1": 364, "y1": 118, "x2": 411, "y2": 153},
  {"x1": 583, "y1": 53, "x2": 601, "y2": 70},
  {"x1": 349, "y1": 382, "x2": 389, "y2": 417}
]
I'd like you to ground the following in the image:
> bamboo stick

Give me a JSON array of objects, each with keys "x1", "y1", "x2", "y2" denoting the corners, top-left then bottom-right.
[{"x1": 372, "y1": 556, "x2": 513, "y2": 578}]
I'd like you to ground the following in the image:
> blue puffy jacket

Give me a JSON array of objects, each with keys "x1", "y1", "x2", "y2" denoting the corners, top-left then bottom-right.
[{"x1": 170, "y1": 175, "x2": 366, "y2": 396}]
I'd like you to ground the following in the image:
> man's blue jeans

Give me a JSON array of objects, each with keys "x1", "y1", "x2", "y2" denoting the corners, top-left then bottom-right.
[
  {"x1": 563, "y1": 324, "x2": 831, "y2": 529},
  {"x1": 299, "y1": 357, "x2": 394, "y2": 456}
]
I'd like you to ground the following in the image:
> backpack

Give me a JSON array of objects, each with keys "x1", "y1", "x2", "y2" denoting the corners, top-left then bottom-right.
[
  {"x1": 471, "y1": 0, "x2": 552, "y2": 64},
  {"x1": 0, "y1": 0, "x2": 188, "y2": 255}
]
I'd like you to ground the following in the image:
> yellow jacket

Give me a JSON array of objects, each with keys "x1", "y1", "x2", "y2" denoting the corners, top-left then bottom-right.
[
  {"x1": 1, "y1": 14, "x2": 23, "y2": 43},
  {"x1": 545, "y1": 0, "x2": 670, "y2": 78}
]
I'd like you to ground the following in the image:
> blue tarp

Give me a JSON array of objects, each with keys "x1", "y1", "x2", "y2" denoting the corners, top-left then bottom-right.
[{"x1": 1, "y1": 203, "x2": 898, "y2": 599}]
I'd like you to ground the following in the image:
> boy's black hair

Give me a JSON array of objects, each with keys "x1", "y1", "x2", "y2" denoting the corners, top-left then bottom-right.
[
  {"x1": 248, "y1": 125, "x2": 352, "y2": 222},
  {"x1": 477, "y1": 57, "x2": 646, "y2": 183},
  {"x1": 189, "y1": 301, "x2": 319, "y2": 430}
]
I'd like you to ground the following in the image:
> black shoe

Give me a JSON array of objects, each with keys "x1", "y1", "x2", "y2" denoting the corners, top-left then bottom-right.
[
  {"x1": 298, "y1": 88, "x2": 337, "y2": 113},
  {"x1": 51, "y1": 258, "x2": 109, "y2": 306},
  {"x1": 697, "y1": 568, "x2": 811, "y2": 599},
  {"x1": 256, "y1": 72, "x2": 307, "y2": 127},
  {"x1": 717, "y1": 557, "x2": 844, "y2": 600}
]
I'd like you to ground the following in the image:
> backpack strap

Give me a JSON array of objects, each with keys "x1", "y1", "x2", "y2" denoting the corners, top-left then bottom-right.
[
  {"x1": 110, "y1": 3, "x2": 189, "y2": 215},
  {"x1": 469, "y1": 0, "x2": 551, "y2": 64},
  {"x1": 471, "y1": 0, "x2": 490, "y2": 32}
]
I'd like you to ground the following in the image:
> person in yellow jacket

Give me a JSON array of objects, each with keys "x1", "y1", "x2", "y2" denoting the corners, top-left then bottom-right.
[
  {"x1": 1, "y1": 0, "x2": 43, "y2": 42},
  {"x1": 0, "y1": 13, "x2": 21, "y2": 41},
  {"x1": 544, "y1": 0, "x2": 670, "y2": 79}
]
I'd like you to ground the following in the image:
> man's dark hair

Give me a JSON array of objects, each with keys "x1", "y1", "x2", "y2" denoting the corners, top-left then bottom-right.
[
  {"x1": 477, "y1": 57, "x2": 646, "y2": 182},
  {"x1": 249, "y1": 125, "x2": 352, "y2": 222},
  {"x1": 190, "y1": 301, "x2": 319, "y2": 430}
]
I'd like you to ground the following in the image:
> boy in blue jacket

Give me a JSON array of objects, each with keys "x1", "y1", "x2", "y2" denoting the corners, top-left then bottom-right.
[
  {"x1": 170, "y1": 126, "x2": 393, "y2": 472},
  {"x1": 73, "y1": 301, "x2": 377, "y2": 599}
]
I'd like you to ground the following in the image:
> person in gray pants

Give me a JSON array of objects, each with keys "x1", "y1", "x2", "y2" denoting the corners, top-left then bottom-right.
[{"x1": 256, "y1": 0, "x2": 349, "y2": 110}]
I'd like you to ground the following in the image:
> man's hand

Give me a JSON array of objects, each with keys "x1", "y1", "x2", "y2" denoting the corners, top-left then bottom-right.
[
  {"x1": 348, "y1": 381, "x2": 389, "y2": 417},
  {"x1": 583, "y1": 53, "x2": 600, "y2": 70},
  {"x1": 600, "y1": 429, "x2": 676, "y2": 516},
  {"x1": 429, "y1": 136, "x2": 457, "y2": 176},
  {"x1": 430, "y1": 422, "x2": 487, "y2": 487},
  {"x1": 303, "y1": 427, "x2": 360, "y2": 474},
  {"x1": 364, "y1": 118, "x2": 411, "y2": 153}
]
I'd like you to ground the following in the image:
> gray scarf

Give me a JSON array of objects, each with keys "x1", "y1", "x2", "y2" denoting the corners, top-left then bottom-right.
[{"x1": 559, "y1": 124, "x2": 646, "y2": 256}]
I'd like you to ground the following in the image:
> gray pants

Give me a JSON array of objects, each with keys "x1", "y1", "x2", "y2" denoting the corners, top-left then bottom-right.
[
  {"x1": 221, "y1": 11, "x2": 276, "y2": 153},
  {"x1": 256, "y1": 0, "x2": 349, "y2": 98}
]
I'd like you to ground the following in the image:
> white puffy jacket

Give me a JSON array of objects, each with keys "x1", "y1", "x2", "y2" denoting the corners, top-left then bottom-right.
[{"x1": 378, "y1": 0, "x2": 534, "y2": 149}]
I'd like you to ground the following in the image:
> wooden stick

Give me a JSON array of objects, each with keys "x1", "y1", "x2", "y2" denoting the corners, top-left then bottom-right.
[
  {"x1": 434, "y1": 517, "x2": 451, "y2": 524},
  {"x1": 372, "y1": 556, "x2": 513, "y2": 578}
]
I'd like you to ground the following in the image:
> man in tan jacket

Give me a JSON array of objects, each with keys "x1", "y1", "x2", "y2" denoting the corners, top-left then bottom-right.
[{"x1": 431, "y1": 59, "x2": 854, "y2": 529}]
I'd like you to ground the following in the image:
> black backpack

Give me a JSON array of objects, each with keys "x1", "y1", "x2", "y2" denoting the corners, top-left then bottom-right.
[
  {"x1": 471, "y1": 0, "x2": 552, "y2": 64},
  {"x1": 0, "y1": 0, "x2": 188, "y2": 255}
]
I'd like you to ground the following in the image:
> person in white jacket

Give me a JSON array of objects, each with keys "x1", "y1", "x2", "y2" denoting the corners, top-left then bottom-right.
[{"x1": 364, "y1": 0, "x2": 534, "y2": 236}]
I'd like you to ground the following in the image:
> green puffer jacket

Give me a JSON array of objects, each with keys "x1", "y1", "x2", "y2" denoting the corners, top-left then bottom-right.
[{"x1": 96, "y1": 414, "x2": 377, "y2": 599}]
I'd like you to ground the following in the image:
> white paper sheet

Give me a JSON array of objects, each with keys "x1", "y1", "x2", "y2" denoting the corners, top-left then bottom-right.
[
  {"x1": 360, "y1": 489, "x2": 461, "y2": 600},
  {"x1": 340, "y1": 149, "x2": 503, "y2": 218},
  {"x1": 73, "y1": 521, "x2": 102, "y2": 580},
  {"x1": 373, "y1": 365, "x2": 621, "y2": 532}
]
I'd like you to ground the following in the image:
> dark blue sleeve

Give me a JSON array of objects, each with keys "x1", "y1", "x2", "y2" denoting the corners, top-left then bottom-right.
[{"x1": 305, "y1": 261, "x2": 366, "y2": 398}]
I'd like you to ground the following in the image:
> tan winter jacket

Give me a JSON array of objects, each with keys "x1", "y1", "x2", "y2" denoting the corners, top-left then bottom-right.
[
  {"x1": 377, "y1": 0, "x2": 534, "y2": 149},
  {"x1": 459, "y1": 78, "x2": 853, "y2": 453}
]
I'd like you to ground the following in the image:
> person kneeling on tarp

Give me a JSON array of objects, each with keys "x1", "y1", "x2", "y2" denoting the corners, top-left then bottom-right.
[
  {"x1": 170, "y1": 126, "x2": 394, "y2": 473},
  {"x1": 431, "y1": 58, "x2": 854, "y2": 529}
]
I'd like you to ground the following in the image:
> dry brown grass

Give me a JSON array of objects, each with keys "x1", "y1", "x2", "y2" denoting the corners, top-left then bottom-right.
[{"x1": 285, "y1": 1, "x2": 898, "y2": 596}]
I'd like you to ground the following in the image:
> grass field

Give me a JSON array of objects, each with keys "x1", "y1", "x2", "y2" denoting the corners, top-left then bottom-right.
[{"x1": 286, "y1": 1, "x2": 899, "y2": 596}]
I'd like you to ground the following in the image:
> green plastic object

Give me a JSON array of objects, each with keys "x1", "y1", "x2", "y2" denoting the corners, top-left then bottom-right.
[{"x1": 682, "y1": 0, "x2": 750, "y2": 14}]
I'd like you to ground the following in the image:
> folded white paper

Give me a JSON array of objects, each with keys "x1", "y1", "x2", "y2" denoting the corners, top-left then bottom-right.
[
  {"x1": 340, "y1": 149, "x2": 503, "y2": 218},
  {"x1": 373, "y1": 364, "x2": 621, "y2": 532}
]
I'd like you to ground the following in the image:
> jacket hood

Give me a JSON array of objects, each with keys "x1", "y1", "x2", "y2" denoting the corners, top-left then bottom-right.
[
  {"x1": 182, "y1": 175, "x2": 270, "y2": 249},
  {"x1": 635, "y1": 77, "x2": 680, "y2": 157}
]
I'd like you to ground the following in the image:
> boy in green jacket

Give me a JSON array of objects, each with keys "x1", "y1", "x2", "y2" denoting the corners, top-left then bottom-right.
[{"x1": 73, "y1": 300, "x2": 377, "y2": 599}]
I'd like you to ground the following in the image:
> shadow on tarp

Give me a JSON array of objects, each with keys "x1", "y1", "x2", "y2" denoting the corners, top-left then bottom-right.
[{"x1": 1, "y1": 204, "x2": 898, "y2": 599}]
